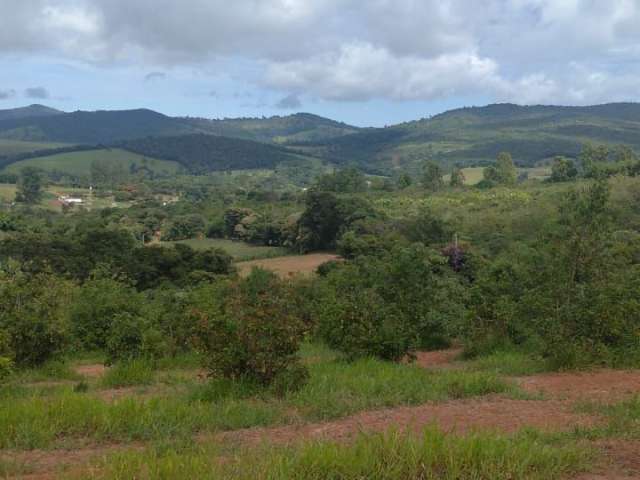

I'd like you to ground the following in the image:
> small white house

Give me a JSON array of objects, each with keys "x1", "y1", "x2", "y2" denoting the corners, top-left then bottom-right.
[{"x1": 58, "y1": 195, "x2": 84, "y2": 205}]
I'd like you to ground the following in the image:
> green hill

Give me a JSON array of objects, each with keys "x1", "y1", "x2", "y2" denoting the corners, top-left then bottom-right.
[
  {"x1": 183, "y1": 113, "x2": 360, "y2": 144},
  {"x1": 0, "y1": 139, "x2": 69, "y2": 156},
  {"x1": 4, "y1": 148, "x2": 181, "y2": 177},
  {"x1": 0, "y1": 104, "x2": 63, "y2": 122},
  {"x1": 119, "y1": 134, "x2": 314, "y2": 173},
  {"x1": 0, "y1": 109, "x2": 194, "y2": 144},
  {"x1": 304, "y1": 103, "x2": 640, "y2": 173},
  {"x1": 0, "y1": 108, "x2": 360, "y2": 146}
]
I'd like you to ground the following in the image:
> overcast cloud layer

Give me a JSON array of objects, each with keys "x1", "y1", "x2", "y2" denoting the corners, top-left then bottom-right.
[{"x1": 1, "y1": 0, "x2": 639, "y2": 124}]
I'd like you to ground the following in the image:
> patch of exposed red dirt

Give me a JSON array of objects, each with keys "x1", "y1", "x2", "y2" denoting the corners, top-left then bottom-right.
[
  {"x1": 575, "y1": 440, "x2": 640, "y2": 479},
  {"x1": 1, "y1": 443, "x2": 143, "y2": 480},
  {"x1": 217, "y1": 396, "x2": 597, "y2": 446},
  {"x1": 73, "y1": 364, "x2": 107, "y2": 379},
  {"x1": 517, "y1": 370, "x2": 640, "y2": 402},
  {"x1": 413, "y1": 348, "x2": 463, "y2": 369}
]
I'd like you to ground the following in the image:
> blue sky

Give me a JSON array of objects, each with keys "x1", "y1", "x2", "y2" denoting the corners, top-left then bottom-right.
[{"x1": 1, "y1": 1, "x2": 639, "y2": 127}]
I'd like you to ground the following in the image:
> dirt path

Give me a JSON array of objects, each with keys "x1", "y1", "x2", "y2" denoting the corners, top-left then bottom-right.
[
  {"x1": 517, "y1": 370, "x2": 640, "y2": 402},
  {"x1": 217, "y1": 396, "x2": 597, "y2": 446},
  {"x1": 8, "y1": 351, "x2": 640, "y2": 479}
]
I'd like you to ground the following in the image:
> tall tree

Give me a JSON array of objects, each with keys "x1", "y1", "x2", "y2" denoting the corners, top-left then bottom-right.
[
  {"x1": 422, "y1": 161, "x2": 444, "y2": 191},
  {"x1": 549, "y1": 156, "x2": 578, "y2": 183},
  {"x1": 450, "y1": 167, "x2": 466, "y2": 187},
  {"x1": 495, "y1": 152, "x2": 517, "y2": 185},
  {"x1": 15, "y1": 167, "x2": 44, "y2": 204}
]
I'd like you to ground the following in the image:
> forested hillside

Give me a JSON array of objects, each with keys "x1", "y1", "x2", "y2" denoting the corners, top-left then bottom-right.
[
  {"x1": 302, "y1": 103, "x2": 640, "y2": 173},
  {"x1": 1, "y1": 102, "x2": 639, "y2": 176},
  {"x1": 0, "y1": 104, "x2": 63, "y2": 122},
  {"x1": 184, "y1": 112, "x2": 360, "y2": 143},
  {"x1": 119, "y1": 134, "x2": 311, "y2": 173}
]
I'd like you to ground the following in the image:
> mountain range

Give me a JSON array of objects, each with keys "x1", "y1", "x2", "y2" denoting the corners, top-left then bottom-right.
[{"x1": 1, "y1": 102, "x2": 639, "y2": 175}]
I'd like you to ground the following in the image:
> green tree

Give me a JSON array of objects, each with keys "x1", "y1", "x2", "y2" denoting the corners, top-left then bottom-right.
[
  {"x1": 549, "y1": 156, "x2": 578, "y2": 183},
  {"x1": 396, "y1": 173, "x2": 412, "y2": 190},
  {"x1": 422, "y1": 161, "x2": 444, "y2": 191},
  {"x1": 0, "y1": 263, "x2": 74, "y2": 367},
  {"x1": 580, "y1": 143, "x2": 609, "y2": 178},
  {"x1": 15, "y1": 167, "x2": 44, "y2": 204},
  {"x1": 193, "y1": 269, "x2": 308, "y2": 392},
  {"x1": 495, "y1": 152, "x2": 517, "y2": 185},
  {"x1": 450, "y1": 167, "x2": 466, "y2": 187}
]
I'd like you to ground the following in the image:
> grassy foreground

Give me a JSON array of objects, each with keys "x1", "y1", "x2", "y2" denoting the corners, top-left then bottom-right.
[
  {"x1": 76, "y1": 428, "x2": 589, "y2": 480},
  {"x1": 0, "y1": 346, "x2": 513, "y2": 450}
]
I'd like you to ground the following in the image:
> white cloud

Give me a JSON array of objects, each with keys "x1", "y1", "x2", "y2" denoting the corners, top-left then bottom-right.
[{"x1": 1, "y1": 0, "x2": 640, "y2": 105}]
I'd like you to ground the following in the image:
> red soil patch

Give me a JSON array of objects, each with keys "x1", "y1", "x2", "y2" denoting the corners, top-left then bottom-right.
[
  {"x1": 236, "y1": 253, "x2": 340, "y2": 278},
  {"x1": 517, "y1": 370, "x2": 640, "y2": 402},
  {"x1": 1, "y1": 443, "x2": 142, "y2": 480},
  {"x1": 413, "y1": 348, "x2": 463, "y2": 369},
  {"x1": 73, "y1": 364, "x2": 107, "y2": 378},
  {"x1": 218, "y1": 396, "x2": 597, "y2": 446},
  {"x1": 576, "y1": 440, "x2": 640, "y2": 480}
]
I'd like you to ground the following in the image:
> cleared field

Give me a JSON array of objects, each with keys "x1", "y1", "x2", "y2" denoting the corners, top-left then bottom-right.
[
  {"x1": 0, "y1": 139, "x2": 68, "y2": 155},
  {"x1": 237, "y1": 253, "x2": 340, "y2": 278},
  {"x1": 4, "y1": 148, "x2": 181, "y2": 177},
  {"x1": 159, "y1": 238, "x2": 288, "y2": 261},
  {"x1": 0, "y1": 183, "x2": 16, "y2": 201},
  {"x1": 444, "y1": 167, "x2": 551, "y2": 185}
]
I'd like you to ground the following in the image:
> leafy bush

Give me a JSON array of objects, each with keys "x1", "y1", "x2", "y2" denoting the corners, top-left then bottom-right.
[
  {"x1": 0, "y1": 264, "x2": 74, "y2": 367},
  {"x1": 315, "y1": 245, "x2": 466, "y2": 360},
  {"x1": 193, "y1": 269, "x2": 308, "y2": 391},
  {"x1": 105, "y1": 312, "x2": 167, "y2": 365},
  {"x1": 0, "y1": 330, "x2": 13, "y2": 383},
  {"x1": 70, "y1": 273, "x2": 144, "y2": 350},
  {"x1": 465, "y1": 180, "x2": 640, "y2": 368}
]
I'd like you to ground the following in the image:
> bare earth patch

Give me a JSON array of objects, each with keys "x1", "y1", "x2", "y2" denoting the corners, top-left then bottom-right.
[
  {"x1": 217, "y1": 396, "x2": 598, "y2": 446},
  {"x1": 517, "y1": 370, "x2": 640, "y2": 402},
  {"x1": 73, "y1": 364, "x2": 107, "y2": 379},
  {"x1": 576, "y1": 440, "x2": 640, "y2": 480},
  {"x1": 236, "y1": 253, "x2": 340, "y2": 278},
  {"x1": 413, "y1": 348, "x2": 464, "y2": 369}
]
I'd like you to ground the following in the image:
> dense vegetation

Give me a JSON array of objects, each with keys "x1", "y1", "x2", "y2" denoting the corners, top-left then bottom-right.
[
  {"x1": 3, "y1": 103, "x2": 640, "y2": 478},
  {"x1": 119, "y1": 134, "x2": 312, "y2": 173}
]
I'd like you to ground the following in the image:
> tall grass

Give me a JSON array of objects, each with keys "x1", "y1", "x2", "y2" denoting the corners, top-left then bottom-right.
[
  {"x1": 0, "y1": 353, "x2": 515, "y2": 449},
  {"x1": 0, "y1": 393, "x2": 283, "y2": 449},
  {"x1": 100, "y1": 360, "x2": 155, "y2": 388},
  {"x1": 291, "y1": 357, "x2": 513, "y2": 420},
  {"x1": 77, "y1": 428, "x2": 590, "y2": 480},
  {"x1": 465, "y1": 351, "x2": 551, "y2": 376}
]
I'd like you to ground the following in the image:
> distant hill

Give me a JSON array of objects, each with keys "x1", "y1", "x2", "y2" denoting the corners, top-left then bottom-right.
[
  {"x1": 119, "y1": 134, "x2": 312, "y2": 173},
  {"x1": 0, "y1": 107, "x2": 360, "y2": 146},
  {"x1": 1, "y1": 102, "x2": 639, "y2": 176},
  {"x1": 0, "y1": 104, "x2": 63, "y2": 122},
  {"x1": 0, "y1": 109, "x2": 195, "y2": 144},
  {"x1": 183, "y1": 113, "x2": 360, "y2": 144},
  {"x1": 306, "y1": 102, "x2": 640, "y2": 173}
]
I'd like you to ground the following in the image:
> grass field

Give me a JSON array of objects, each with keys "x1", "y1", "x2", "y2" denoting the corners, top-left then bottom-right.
[
  {"x1": 0, "y1": 139, "x2": 68, "y2": 156},
  {"x1": 3, "y1": 148, "x2": 181, "y2": 177},
  {"x1": 237, "y1": 253, "x2": 340, "y2": 277},
  {"x1": 443, "y1": 167, "x2": 551, "y2": 185},
  {"x1": 0, "y1": 183, "x2": 15, "y2": 201},
  {"x1": 159, "y1": 238, "x2": 289, "y2": 261},
  {"x1": 4, "y1": 344, "x2": 640, "y2": 478}
]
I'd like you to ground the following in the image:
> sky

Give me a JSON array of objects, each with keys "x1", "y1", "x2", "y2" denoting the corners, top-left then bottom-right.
[{"x1": 1, "y1": 0, "x2": 639, "y2": 127}]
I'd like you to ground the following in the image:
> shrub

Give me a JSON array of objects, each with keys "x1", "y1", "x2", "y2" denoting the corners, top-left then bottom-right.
[
  {"x1": 70, "y1": 273, "x2": 144, "y2": 350},
  {"x1": 315, "y1": 245, "x2": 465, "y2": 360},
  {"x1": 105, "y1": 312, "x2": 167, "y2": 365},
  {"x1": 192, "y1": 269, "x2": 308, "y2": 391},
  {"x1": 0, "y1": 330, "x2": 13, "y2": 383},
  {"x1": 0, "y1": 265, "x2": 74, "y2": 367}
]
